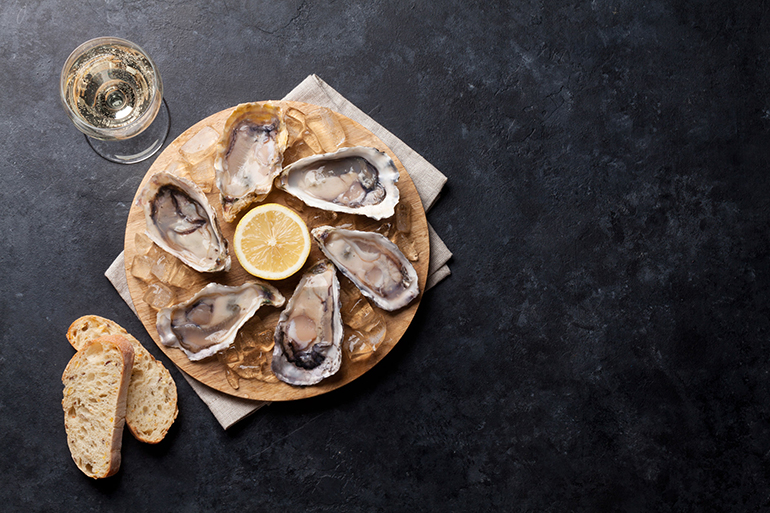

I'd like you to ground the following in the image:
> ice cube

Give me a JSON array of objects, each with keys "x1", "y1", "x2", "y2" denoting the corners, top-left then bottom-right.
[
  {"x1": 395, "y1": 202, "x2": 412, "y2": 234},
  {"x1": 164, "y1": 261, "x2": 198, "y2": 288},
  {"x1": 134, "y1": 232, "x2": 154, "y2": 255},
  {"x1": 339, "y1": 281, "x2": 387, "y2": 358},
  {"x1": 343, "y1": 295, "x2": 378, "y2": 331},
  {"x1": 236, "y1": 349, "x2": 275, "y2": 381},
  {"x1": 305, "y1": 107, "x2": 346, "y2": 153},
  {"x1": 218, "y1": 348, "x2": 243, "y2": 389},
  {"x1": 227, "y1": 329, "x2": 278, "y2": 382},
  {"x1": 187, "y1": 156, "x2": 215, "y2": 193},
  {"x1": 367, "y1": 321, "x2": 386, "y2": 350},
  {"x1": 150, "y1": 251, "x2": 197, "y2": 287},
  {"x1": 254, "y1": 328, "x2": 275, "y2": 353},
  {"x1": 394, "y1": 232, "x2": 419, "y2": 262},
  {"x1": 220, "y1": 345, "x2": 242, "y2": 366},
  {"x1": 234, "y1": 352, "x2": 264, "y2": 379},
  {"x1": 225, "y1": 367, "x2": 240, "y2": 389},
  {"x1": 180, "y1": 126, "x2": 219, "y2": 165},
  {"x1": 303, "y1": 129, "x2": 323, "y2": 154},
  {"x1": 150, "y1": 252, "x2": 174, "y2": 282},
  {"x1": 237, "y1": 331, "x2": 257, "y2": 352},
  {"x1": 345, "y1": 329, "x2": 377, "y2": 361},
  {"x1": 143, "y1": 282, "x2": 175, "y2": 309},
  {"x1": 163, "y1": 160, "x2": 193, "y2": 181},
  {"x1": 285, "y1": 108, "x2": 306, "y2": 142},
  {"x1": 131, "y1": 254, "x2": 154, "y2": 282}
]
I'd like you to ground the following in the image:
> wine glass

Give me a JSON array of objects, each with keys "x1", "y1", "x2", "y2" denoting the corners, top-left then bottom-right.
[{"x1": 60, "y1": 37, "x2": 170, "y2": 164}]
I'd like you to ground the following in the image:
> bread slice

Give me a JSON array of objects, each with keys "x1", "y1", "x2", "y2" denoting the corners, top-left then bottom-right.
[
  {"x1": 62, "y1": 335, "x2": 134, "y2": 479},
  {"x1": 67, "y1": 315, "x2": 178, "y2": 444}
]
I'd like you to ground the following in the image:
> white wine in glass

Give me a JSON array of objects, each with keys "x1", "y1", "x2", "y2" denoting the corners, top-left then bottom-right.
[{"x1": 60, "y1": 37, "x2": 170, "y2": 164}]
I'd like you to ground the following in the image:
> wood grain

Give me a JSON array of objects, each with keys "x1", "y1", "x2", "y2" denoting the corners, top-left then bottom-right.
[{"x1": 124, "y1": 101, "x2": 429, "y2": 401}]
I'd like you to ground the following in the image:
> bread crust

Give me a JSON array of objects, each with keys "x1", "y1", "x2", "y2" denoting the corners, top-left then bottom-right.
[
  {"x1": 66, "y1": 315, "x2": 178, "y2": 444},
  {"x1": 62, "y1": 335, "x2": 134, "y2": 479}
]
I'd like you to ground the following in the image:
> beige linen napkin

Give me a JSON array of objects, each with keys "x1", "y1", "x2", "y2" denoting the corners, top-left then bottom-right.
[{"x1": 106, "y1": 74, "x2": 452, "y2": 429}]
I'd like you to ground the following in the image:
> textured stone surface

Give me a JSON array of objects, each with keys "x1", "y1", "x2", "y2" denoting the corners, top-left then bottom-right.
[{"x1": 1, "y1": 0, "x2": 769, "y2": 510}]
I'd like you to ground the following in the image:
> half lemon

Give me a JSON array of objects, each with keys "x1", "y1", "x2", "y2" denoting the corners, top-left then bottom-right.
[{"x1": 233, "y1": 203, "x2": 311, "y2": 280}]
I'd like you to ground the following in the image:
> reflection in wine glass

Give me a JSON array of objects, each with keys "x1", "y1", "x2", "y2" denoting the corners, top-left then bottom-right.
[{"x1": 60, "y1": 37, "x2": 170, "y2": 164}]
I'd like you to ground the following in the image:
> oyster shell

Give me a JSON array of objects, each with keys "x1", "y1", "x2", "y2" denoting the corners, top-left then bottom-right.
[
  {"x1": 277, "y1": 146, "x2": 400, "y2": 220},
  {"x1": 312, "y1": 226, "x2": 419, "y2": 311},
  {"x1": 137, "y1": 171, "x2": 230, "y2": 273},
  {"x1": 214, "y1": 101, "x2": 288, "y2": 222},
  {"x1": 157, "y1": 281, "x2": 285, "y2": 361},
  {"x1": 272, "y1": 260, "x2": 342, "y2": 386}
]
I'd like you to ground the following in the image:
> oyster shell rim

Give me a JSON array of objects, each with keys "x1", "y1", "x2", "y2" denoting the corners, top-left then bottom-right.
[
  {"x1": 271, "y1": 260, "x2": 343, "y2": 386},
  {"x1": 136, "y1": 170, "x2": 232, "y2": 273},
  {"x1": 213, "y1": 101, "x2": 289, "y2": 223},
  {"x1": 277, "y1": 145, "x2": 400, "y2": 220},
  {"x1": 311, "y1": 225, "x2": 420, "y2": 312},
  {"x1": 156, "y1": 281, "x2": 285, "y2": 362}
]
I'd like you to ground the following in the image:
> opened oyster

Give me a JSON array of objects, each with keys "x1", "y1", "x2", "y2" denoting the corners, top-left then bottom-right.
[
  {"x1": 157, "y1": 281, "x2": 285, "y2": 361},
  {"x1": 137, "y1": 171, "x2": 230, "y2": 273},
  {"x1": 214, "y1": 101, "x2": 288, "y2": 222},
  {"x1": 272, "y1": 260, "x2": 342, "y2": 386},
  {"x1": 312, "y1": 226, "x2": 419, "y2": 311},
  {"x1": 277, "y1": 146, "x2": 400, "y2": 220}
]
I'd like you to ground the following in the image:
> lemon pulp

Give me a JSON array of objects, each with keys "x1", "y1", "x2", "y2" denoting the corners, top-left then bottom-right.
[{"x1": 233, "y1": 203, "x2": 311, "y2": 280}]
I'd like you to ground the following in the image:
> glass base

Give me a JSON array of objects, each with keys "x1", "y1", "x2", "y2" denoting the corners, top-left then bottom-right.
[{"x1": 86, "y1": 98, "x2": 171, "y2": 164}]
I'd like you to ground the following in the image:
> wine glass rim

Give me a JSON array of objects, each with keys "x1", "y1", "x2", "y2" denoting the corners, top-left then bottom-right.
[{"x1": 60, "y1": 37, "x2": 164, "y2": 140}]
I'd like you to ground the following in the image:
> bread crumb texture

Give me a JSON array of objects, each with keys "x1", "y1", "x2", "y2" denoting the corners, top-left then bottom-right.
[{"x1": 61, "y1": 336, "x2": 133, "y2": 479}]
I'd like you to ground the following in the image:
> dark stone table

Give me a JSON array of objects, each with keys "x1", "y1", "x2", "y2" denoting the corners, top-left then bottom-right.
[{"x1": 2, "y1": 1, "x2": 769, "y2": 510}]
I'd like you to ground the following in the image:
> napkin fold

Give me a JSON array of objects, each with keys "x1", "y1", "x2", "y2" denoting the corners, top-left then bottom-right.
[{"x1": 106, "y1": 74, "x2": 452, "y2": 429}]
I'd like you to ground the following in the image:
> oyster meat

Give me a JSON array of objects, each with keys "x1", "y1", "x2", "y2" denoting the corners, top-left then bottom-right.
[
  {"x1": 277, "y1": 146, "x2": 400, "y2": 220},
  {"x1": 272, "y1": 260, "x2": 342, "y2": 386},
  {"x1": 157, "y1": 281, "x2": 285, "y2": 361},
  {"x1": 312, "y1": 226, "x2": 419, "y2": 311},
  {"x1": 214, "y1": 101, "x2": 288, "y2": 222},
  {"x1": 137, "y1": 171, "x2": 230, "y2": 273}
]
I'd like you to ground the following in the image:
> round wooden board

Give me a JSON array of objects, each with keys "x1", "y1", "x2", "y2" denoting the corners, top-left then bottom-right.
[{"x1": 124, "y1": 101, "x2": 429, "y2": 401}]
